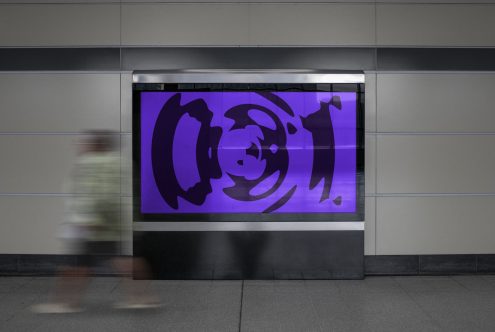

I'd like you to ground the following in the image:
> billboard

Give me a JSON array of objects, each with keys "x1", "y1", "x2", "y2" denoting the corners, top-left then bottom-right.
[{"x1": 134, "y1": 82, "x2": 364, "y2": 222}]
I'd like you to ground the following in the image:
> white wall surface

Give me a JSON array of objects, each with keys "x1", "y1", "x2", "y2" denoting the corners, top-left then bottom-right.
[
  {"x1": 1, "y1": 1, "x2": 495, "y2": 256},
  {"x1": 248, "y1": 4, "x2": 375, "y2": 46},
  {"x1": 0, "y1": 197, "x2": 66, "y2": 254},
  {"x1": 0, "y1": 135, "x2": 80, "y2": 194},
  {"x1": 121, "y1": 4, "x2": 250, "y2": 46},
  {"x1": 377, "y1": 135, "x2": 495, "y2": 194},
  {"x1": 1, "y1": 0, "x2": 494, "y2": 3},
  {"x1": 3, "y1": 2, "x2": 495, "y2": 47},
  {"x1": 377, "y1": 74, "x2": 495, "y2": 133},
  {"x1": 376, "y1": 196, "x2": 495, "y2": 255},
  {"x1": 0, "y1": 74, "x2": 120, "y2": 133},
  {"x1": 372, "y1": 72, "x2": 495, "y2": 255},
  {"x1": 0, "y1": 4, "x2": 120, "y2": 46},
  {"x1": 0, "y1": 73, "x2": 124, "y2": 254},
  {"x1": 121, "y1": 3, "x2": 374, "y2": 46},
  {"x1": 376, "y1": 4, "x2": 495, "y2": 47}
]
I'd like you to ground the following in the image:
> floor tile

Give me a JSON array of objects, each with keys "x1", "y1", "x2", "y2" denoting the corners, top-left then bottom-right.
[
  {"x1": 451, "y1": 275, "x2": 495, "y2": 291},
  {"x1": 393, "y1": 276, "x2": 466, "y2": 293},
  {"x1": 2, "y1": 276, "x2": 495, "y2": 331},
  {"x1": 409, "y1": 291, "x2": 495, "y2": 332}
]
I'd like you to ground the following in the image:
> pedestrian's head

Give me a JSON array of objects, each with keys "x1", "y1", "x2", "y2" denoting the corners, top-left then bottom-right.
[{"x1": 78, "y1": 130, "x2": 118, "y2": 154}]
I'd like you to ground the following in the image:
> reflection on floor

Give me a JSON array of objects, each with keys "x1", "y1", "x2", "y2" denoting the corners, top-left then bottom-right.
[{"x1": 2, "y1": 275, "x2": 495, "y2": 331}]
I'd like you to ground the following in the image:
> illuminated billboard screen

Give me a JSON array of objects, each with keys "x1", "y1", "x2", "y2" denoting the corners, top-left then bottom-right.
[{"x1": 134, "y1": 83, "x2": 364, "y2": 222}]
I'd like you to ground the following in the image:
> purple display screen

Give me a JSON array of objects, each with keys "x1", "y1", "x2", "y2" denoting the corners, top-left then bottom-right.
[{"x1": 140, "y1": 91, "x2": 357, "y2": 214}]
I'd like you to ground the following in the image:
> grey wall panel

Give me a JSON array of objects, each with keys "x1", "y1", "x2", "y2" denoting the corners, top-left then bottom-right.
[
  {"x1": 121, "y1": 47, "x2": 376, "y2": 71},
  {"x1": 0, "y1": 135, "x2": 121, "y2": 194},
  {"x1": 121, "y1": 70, "x2": 133, "y2": 196},
  {"x1": 121, "y1": 4, "x2": 249, "y2": 46},
  {"x1": 377, "y1": 73, "x2": 495, "y2": 133},
  {"x1": 378, "y1": 0, "x2": 495, "y2": 3},
  {"x1": 0, "y1": 73, "x2": 120, "y2": 133},
  {"x1": 364, "y1": 72, "x2": 376, "y2": 133},
  {"x1": 0, "y1": 136, "x2": 77, "y2": 194},
  {"x1": 0, "y1": 4, "x2": 120, "y2": 46},
  {"x1": 121, "y1": 73, "x2": 133, "y2": 133},
  {"x1": 121, "y1": 134, "x2": 132, "y2": 197},
  {"x1": 365, "y1": 134, "x2": 376, "y2": 195},
  {"x1": 122, "y1": 3, "x2": 374, "y2": 46},
  {"x1": 2, "y1": 0, "x2": 493, "y2": 4},
  {"x1": 377, "y1": 4, "x2": 495, "y2": 47},
  {"x1": 121, "y1": 196, "x2": 132, "y2": 256},
  {"x1": 249, "y1": 4, "x2": 375, "y2": 46},
  {"x1": 121, "y1": 0, "x2": 376, "y2": 2},
  {"x1": 377, "y1": 196, "x2": 495, "y2": 255},
  {"x1": 365, "y1": 196, "x2": 376, "y2": 255},
  {"x1": 377, "y1": 135, "x2": 495, "y2": 194},
  {"x1": 0, "y1": 0, "x2": 119, "y2": 2},
  {"x1": 121, "y1": 0, "x2": 495, "y2": 2},
  {"x1": 0, "y1": 196, "x2": 66, "y2": 254}
]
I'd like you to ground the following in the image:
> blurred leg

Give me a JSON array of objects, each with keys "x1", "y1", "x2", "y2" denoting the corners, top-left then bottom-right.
[
  {"x1": 112, "y1": 256, "x2": 160, "y2": 307},
  {"x1": 55, "y1": 265, "x2": 90, "y2": 308}
]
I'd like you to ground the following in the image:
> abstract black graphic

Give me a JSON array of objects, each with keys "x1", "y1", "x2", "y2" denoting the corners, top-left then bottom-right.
[{"x1": 142, "y1": 91, "x2": 357, "y2": 214}]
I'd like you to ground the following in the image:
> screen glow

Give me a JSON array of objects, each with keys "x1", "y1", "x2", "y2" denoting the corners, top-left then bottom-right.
[{"x1": 140, "y1": 91, "x2": 357, "y2": 214}]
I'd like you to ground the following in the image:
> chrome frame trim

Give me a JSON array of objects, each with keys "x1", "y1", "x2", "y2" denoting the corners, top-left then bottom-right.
[
  {"x1": 133, "y1": 70, "x2": 365, "y2": 84},
  {"x1": 133, "y1": 70, "x2": 365, "y2": 230},
  {"x1": 133, "y1": 222, "x2": 364, "y2": 232}
]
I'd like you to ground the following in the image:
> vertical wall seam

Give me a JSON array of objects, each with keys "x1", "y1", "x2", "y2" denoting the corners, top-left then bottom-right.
[
  {"x1": 238, "y1": 280, "x2": 244, "y2": 332},
  {"x1": 373, "y1": 0, "x2": 379, "y2": 255},
  {"x1": 374, "y1": 73, "x2": 378, "y2": 255},
  {"x1": 119, "y1": 78, "x2": 123, "y2": 255},
  {"x1": 374, "y1": 0, "x2": 378, "y2": 50},
  {"x1": 247, "y1": 3, "x2": 251, "y2": 47},
  {"x1": 374, "y1": 0, "x2": 378, "y2": 255},
  {"x1": 119, "y1": 0, "x2": 123, "y2": 256},
  {"x1": 119, "y1": 0, "x2": 123, "y2": 51},
  {"x1": 119, "y1": 0, "x2": 123, "y2": 71}
]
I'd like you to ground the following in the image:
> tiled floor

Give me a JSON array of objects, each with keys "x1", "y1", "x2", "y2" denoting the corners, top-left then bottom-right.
[{"x1": 2, "y1": 275, "x2": 495, "y2": 331}]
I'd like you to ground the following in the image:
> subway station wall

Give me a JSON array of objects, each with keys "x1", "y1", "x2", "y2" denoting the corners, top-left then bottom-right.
[{"x1": 1, "y1": 0, "x2": 495, "y2": 256}]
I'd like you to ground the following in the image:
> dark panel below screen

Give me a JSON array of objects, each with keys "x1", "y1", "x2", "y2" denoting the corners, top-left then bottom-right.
[{"x1": 133, "y1": 231, "x2": 364, "y2": 280}]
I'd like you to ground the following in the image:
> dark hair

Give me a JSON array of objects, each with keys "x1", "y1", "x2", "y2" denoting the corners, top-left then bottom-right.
[{"x1": 83, "y1": 130, "x2": 118, "y2": 152}]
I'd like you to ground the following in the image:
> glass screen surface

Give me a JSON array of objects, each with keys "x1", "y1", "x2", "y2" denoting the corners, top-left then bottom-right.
[{"x1": 134, "y1": 84, "x2": 364, "y2": 221}]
